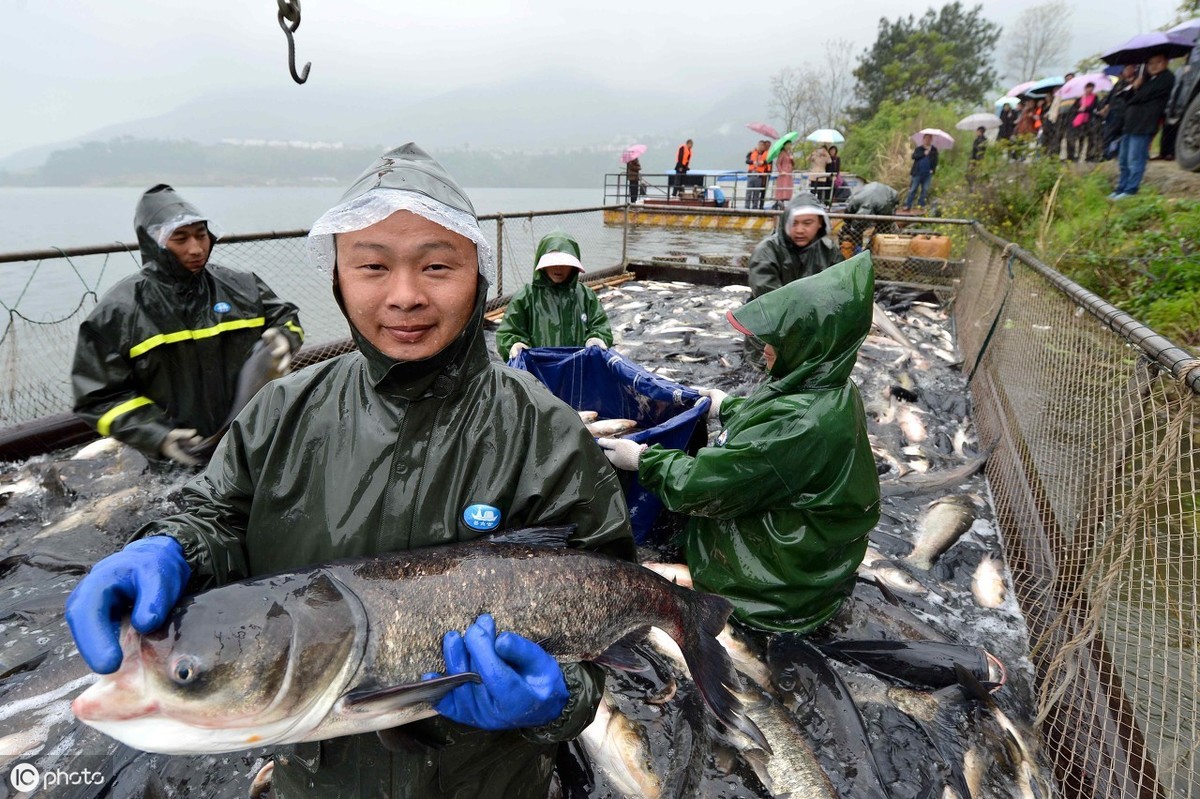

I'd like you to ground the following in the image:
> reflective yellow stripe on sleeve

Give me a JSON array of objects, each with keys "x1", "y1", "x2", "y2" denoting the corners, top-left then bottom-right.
[
  {"x1": 97, "y1": 396, "x2": 155, "y2": 437},
  {"x1": 128, "y1": 317, "x2": 267, "y2": 359},
  {"x1": 284, "y1": 321, "x2": 305, "y2": 341}
]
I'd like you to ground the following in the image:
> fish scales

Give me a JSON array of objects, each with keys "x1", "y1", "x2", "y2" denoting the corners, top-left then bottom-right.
[{"x1": 73, "y1": 532, "x2": 766, "y2": 756}]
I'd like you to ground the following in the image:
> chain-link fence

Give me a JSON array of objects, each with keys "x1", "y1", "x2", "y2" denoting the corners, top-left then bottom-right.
[
  {"x1": 957, "y1": 226, "x2": 1200, "y2": 799},
  {"x1": 3, "y1": 205, "x2": 1199, "y2": 799}
]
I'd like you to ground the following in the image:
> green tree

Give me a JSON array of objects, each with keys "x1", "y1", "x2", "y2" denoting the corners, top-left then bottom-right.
[{"x1": 850, "y1": 2, "x2": 1001, "y2": 121}]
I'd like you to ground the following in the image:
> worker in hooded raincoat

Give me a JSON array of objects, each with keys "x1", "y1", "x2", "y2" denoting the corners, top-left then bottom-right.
[
  {"x1": 494, "y1": 231, "x2": 614, "y2": 361},
  {"x1": 742, "y1": 190, "x2": 843, "y2": 368},
  {"x1": 598, "y1": 253, "x2": 880, "y2": 633},
  {"x1": 64, "y1": 144, "x2": 635, "y2": 799},
  {"x1": 70, "y1": 185, "x2": 303, "y2": 465},
  {"x1": 842, "y1": 181, "x2": 900, "y2": 248}
]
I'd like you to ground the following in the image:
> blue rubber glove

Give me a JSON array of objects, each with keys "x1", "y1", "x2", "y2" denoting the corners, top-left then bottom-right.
[
  {"x1": 65, "y1": 536, "x2": 191, "y2": 674},
  {"x1": 433, "y1": 614, "x2": 569, "y2": 730}
]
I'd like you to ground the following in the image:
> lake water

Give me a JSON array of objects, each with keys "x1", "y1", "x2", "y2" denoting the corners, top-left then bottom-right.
[{"x1": 0, "y1": 186, "x2": 607, "y2": 251}]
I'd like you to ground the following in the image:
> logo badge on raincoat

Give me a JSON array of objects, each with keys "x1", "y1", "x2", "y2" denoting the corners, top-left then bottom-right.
[
  {"x1": 463, "y1": 504, "x2": 501, "y2": 531},
  {"x1": 213, "y1": 301, "x2": 232, "y2": 314}
]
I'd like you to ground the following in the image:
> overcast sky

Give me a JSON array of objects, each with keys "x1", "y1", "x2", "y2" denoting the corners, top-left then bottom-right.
[{"x1": 0, "y1": 0, "x2": 1183, "y2": 158}]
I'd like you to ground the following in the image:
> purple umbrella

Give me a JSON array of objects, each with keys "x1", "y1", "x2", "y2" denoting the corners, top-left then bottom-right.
[
  {"x1": 1006, "y1": 80, "x2": 1040, "y2": 97},
  {"x1": 1101, "y1": 31, "x2": 1194, "y2": 65},
  {"x1": 1167, "y1": 18, "x2": 1200, "y2": 44}
]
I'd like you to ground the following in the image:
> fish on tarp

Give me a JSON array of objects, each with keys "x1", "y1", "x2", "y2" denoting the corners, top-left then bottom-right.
[
  {"x1": 765, "y1": 635, "x2": 888, "y2": 799},
  {"x1": 879, "y1": 452, "x2": 990, "y2": 498},
  {"x1": 577, "y1": 410, "x2": 600, "y2": 423},
  {"x1": 906, "y1": 495, "x2": 976, "y2": 570},
  {"x1": 815, "y1": 640, "x2": 1006, "y2": 691},
  {"x1": 955, "y1": 665, "x2": 1053, "y2": 799},
  {"x1": 972, "y1": 554, "x2": 1006, "y2": 609},
  {"x1": 71, "y1": 526, "x2": 767, "y2": 755},
  {"x1": 645, "y1": 629, "x2": 836, "y2": 799},
  {"x1": 186, "y1": 339, "x2": 287, "y2": 459},
  {"x1": 577, "y1": 692, "x2": 661, "y2": 799},
  {"x1": 586, "y1": 419, "x2": 639, "y2": 437}
]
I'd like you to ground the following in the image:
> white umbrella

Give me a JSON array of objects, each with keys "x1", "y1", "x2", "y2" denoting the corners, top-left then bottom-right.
[
  {"x1": 913, "y1": 128, "x2": 955, "y2": 150},
  {"x1": 806, "y1": 128, "x2": 845, "y2": 145},
  {"x1": 956, "y1": 113, "x2": 1002, "y2": 131}
]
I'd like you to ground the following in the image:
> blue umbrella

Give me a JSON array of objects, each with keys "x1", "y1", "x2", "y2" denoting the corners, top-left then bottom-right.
[
  {"x1": 1023, "y1": 75, "x2": 1067, "y2": 97},
  {"x1": 1102, "y1": 31, "x2": 1194, "y2": 65}
]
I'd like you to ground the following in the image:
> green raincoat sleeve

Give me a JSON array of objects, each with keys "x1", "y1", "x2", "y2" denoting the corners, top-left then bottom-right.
[
  {"x1": 494, "y1": 284, "x2": 536, "y2": 359},
  {"x1": 638, "y1": 401, "x2": 832, "y2": 519},
  {"x1": 581, "y1": 285, "x2": 614, "y2": 346}
]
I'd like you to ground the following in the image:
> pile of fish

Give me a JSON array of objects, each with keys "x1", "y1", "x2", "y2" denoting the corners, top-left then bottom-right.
[{"x1": 0, "y1": 277, "x2": 1054, "y2": 798}]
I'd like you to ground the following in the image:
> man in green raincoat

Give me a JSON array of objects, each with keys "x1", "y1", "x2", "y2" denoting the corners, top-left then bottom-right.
[
  {"x1": 64, "y1": 144, "x2": 635, "y2": 799},
  {"x1": 494, "y1": 231, "x2": 613, "y2": 361},
  {"x1": 743, "y1": 191, "x2": 844, "y2": 368},
  {"x1": 598, "y1": 253, "x2": 880, "y2": 633}
]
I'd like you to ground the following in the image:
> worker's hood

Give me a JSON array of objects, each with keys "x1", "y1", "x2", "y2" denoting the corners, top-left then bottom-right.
[
  {"x1": 306, "y1": 143, "x2": 495, "y2": 284},
  {"x1": 775, "y1": 191, "x2": 830, "y2": 246},
  {"x1": 134, "y1": 184, "x2": 220, "y2": 272},
  {"x1": 532, "y1": 230, "x2": 584, "y2": 287},
  {"x1": 728, "y1": 251, "x2": 873, "y2": 388}
]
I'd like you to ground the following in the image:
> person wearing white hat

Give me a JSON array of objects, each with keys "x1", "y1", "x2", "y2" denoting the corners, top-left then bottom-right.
[{"x1": 495, "y1": 231, "x2": 614, "y2": 361}]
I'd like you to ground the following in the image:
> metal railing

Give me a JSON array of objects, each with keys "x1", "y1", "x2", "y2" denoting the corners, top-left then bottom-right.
[{"x1": 601, "y1": 171, "x2": 865, "y2": 210}]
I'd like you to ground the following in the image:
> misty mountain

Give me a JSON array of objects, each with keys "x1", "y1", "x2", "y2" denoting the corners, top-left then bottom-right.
[{"x1": 0, "y1": 72, "x2": 773, "y2": 178}]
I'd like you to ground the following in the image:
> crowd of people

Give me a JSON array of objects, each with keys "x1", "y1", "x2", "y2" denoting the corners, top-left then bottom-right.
[{"x1": 997, "y1": 56, "x2": 1177, "y2": 198}]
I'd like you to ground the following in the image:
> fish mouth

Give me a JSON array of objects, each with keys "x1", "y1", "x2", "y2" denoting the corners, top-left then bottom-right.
[{"x1": 72, "y1": 628, "x2": 158, "y2": 722}]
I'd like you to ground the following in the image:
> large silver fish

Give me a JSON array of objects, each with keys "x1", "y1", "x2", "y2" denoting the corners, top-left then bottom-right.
[
  {"x1": 906, "y1": 495, "x2": 976, "y2": 570},
  {"x1": 71, "y1": 527, "x2": 766, "y2": 755}
]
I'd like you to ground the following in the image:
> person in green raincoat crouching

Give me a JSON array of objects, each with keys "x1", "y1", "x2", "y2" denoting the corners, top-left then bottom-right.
[
  {"x1": 495, "y1": 231, "x2": 614, "y2": 361},
  {"x1": 598, "y1": 252, "x2": 881, "y2": 633}
]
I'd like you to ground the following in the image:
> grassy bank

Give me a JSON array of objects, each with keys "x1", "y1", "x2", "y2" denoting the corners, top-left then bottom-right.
[{"x1": 841, "y1": 99, "x2": 1199, "y2": 350}]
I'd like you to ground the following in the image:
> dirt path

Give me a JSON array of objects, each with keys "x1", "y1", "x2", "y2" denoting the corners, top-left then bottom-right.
[{"x1": 1088, "y1": 159, "x2": 1200, "y2": 199}]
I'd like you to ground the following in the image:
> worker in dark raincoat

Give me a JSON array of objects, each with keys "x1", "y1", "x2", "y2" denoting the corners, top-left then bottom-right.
[
  {"x1": 599, "y1": 253, "x2": 880, "y2": 633},
  {"x1": 743, "y1": 190, "x2": 844, "y2": 367},
  {"x1": 494, "y1": 231, "x2": 614, "y2": 361},
  {"x1": 70, "y1": 185, "x2": 303, "y2": 465},
  {"x1": 64, "y1": 144, "x2": 635, "y2": 799},
  {"x1": 842, "y1": 181, "x2": 900, "y2": 249}
]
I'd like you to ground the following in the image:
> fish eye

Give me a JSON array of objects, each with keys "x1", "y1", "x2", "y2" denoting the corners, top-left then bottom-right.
[{"x1": 171, "y1": 655, "x2": 200, "y2": 685}]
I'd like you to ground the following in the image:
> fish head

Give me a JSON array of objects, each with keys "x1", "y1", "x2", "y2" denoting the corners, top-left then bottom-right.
[{"x1": 73, "y1": 571, "x2": 366, "y2": 753}]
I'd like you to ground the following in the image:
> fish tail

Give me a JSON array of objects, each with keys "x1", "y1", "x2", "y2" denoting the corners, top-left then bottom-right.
[{"x1": 671, "y1": 590, "x2": 770, "y2": 753}]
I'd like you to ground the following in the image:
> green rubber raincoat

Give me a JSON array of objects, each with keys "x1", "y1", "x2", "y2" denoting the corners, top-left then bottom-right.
[
  {"x1": 494, "y1": 232, "x2": 613, "y2": 359},
  {"x1": 638, "y1": 252, "x2": 880, "y2": 633},
  {"x1": 145, "y1": 146, "x2": 634, "y2": 799},
  {"x1": 71, "y1": 185, "x2": 303, "y2": 458}
]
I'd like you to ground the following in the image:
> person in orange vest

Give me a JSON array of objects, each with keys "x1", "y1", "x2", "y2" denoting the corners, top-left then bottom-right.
[
  {"x1": 672, "y1": 138, "x2": 693, "y2": 197},
  {"x1": 745, "y1": 140, "x2": 772, "y2": 209}
]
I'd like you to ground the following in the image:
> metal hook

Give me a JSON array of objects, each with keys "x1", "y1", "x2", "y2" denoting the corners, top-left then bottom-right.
[{"x1": 277, "y1": 0, "x2": 311, "y2": 84}]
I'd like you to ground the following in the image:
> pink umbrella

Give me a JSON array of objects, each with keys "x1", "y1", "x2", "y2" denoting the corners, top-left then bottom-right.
[
  {"x1": 913, "y1": 128, "x2": 955, "y2": 150},
  {"x1": 621, "y1": 144, "x2": 647, "y2": 164},
  {"x1": 746, "y1": 122, "x2": 780, "y2": 139},
  {"x1": 1006, "y1": 80, "x2": 1039, "y2": 97},
  {"x1": 1058, "y1": 73, "x2": 1116, "y2": 100}
]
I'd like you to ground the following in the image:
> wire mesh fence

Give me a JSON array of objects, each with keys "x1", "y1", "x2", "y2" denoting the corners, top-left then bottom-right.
[
  {"x1": 957, "y1": 227, "x2": 1200, "y2": 799},
  {"x1": 2, "y1": 205, "x2": 1198, "y2": 799}
]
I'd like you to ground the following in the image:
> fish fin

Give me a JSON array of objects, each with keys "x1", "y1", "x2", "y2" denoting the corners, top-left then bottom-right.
[
  {"x1": 673, "y1": 590, "x2": 771, "y2": 754},
  {"x1": 910, "y1": 715, "x2": 972, "y2": 799},
  {"x1": 486, "y1": 525, "x2": 578, "y2": 548},
  {"x1": 594, "y1": 630, "x2": 652, "y2": 672},
  {"x1": 954, "y1": 663, "x2": 1001, "y2": 708},
  {"x1": 342, "y1": 672, "x2": 481, "y2": 711}
]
